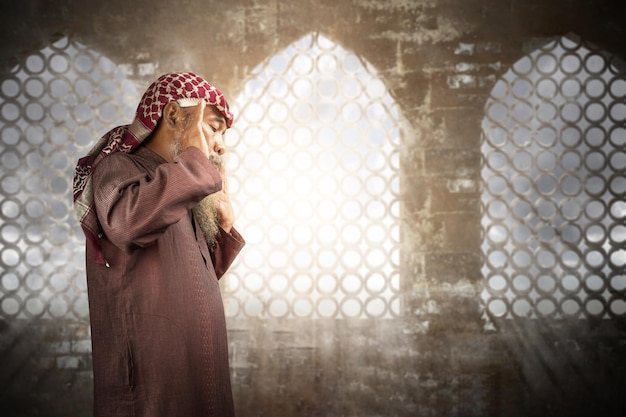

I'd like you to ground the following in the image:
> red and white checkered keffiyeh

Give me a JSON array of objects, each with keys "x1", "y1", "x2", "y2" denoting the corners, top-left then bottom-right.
[{"x1": 73, "y1": 72, "x2": 234, "y2": 264}]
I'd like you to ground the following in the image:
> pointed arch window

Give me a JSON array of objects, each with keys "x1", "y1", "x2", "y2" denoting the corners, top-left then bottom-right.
[
  {"x1": 481, "y1": 34, "x2": 626, "y2": 320},
  {"x1": 224, "y1": 33, "x2": 403, "y2": 319},
  {"x1": 0, "y1": 35, "x2": 138, "y2": 320}
]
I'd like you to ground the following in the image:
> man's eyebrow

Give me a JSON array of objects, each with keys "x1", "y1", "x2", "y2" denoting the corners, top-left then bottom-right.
[{"x1": 208, "y1": 115, "x2": 227, "y2": 125}]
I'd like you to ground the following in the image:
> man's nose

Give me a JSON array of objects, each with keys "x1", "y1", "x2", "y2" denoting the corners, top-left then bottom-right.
[{"x1": 214, "y1": 133, "x2": 225, "y2": 155}]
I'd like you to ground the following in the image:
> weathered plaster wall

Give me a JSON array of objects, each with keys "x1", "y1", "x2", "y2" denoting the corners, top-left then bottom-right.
[{"x1": 1, "y1": 1, "x2": 626, "y2": 416}]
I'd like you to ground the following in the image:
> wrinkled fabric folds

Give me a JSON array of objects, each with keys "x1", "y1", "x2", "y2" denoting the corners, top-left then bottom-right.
[{"x1": 87, "y1": 146, "x2": 244, "y2": 417}]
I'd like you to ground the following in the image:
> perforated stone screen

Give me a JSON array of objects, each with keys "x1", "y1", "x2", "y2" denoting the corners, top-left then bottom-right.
[
  {"x1": 481, "y1": 36, "x2": 626, "y2": 320},
  {"x1": 0, "y1": 36, "x2": 138, "y2": 320},
  {"x1": 223, "y1": 33, "x2": 403, "y2": 319},
  {"x1": 0, "y1": 33, "x2": 403, "y2": 321}
]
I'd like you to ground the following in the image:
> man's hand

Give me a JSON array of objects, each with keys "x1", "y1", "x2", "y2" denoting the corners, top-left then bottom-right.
[
  {"x1": 216, "y1": 165, "x2": 235, "y2": 233},
  {"x1": 179, "y1": 101, "x2": 209, "y2": 156}
]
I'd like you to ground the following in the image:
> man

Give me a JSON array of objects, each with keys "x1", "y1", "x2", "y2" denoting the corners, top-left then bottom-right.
[{"x1": 73, "y1": 72, "x2": 245, "y2": 417}]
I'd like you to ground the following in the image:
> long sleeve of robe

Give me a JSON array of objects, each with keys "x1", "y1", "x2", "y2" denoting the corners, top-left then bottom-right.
[{"x1": 85, "y1": 146, "x2": 244, "y2": 417}]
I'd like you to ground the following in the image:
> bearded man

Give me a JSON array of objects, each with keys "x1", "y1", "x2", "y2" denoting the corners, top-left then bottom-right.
[{"x1": 73, "y1": 72, "x2": 245, "y2": 417}]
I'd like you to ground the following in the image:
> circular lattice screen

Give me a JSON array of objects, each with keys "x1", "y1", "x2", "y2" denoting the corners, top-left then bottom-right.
[
  {"x1": 481, "y1": 35, "x2": 626, "y2": 320},
  {"x1": 223, "y1": 33, "x2": 402, "y2": 319},
  {"x1": 0, "y1": 33, "x2": 403, "y2": 321},
  {"x1": 0, "y1": 36, "x2": 138, "y2": 320}
]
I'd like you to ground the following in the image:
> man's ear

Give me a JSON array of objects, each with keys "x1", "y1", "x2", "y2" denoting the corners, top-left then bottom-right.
[{"x1": 162, "y1": 101, "x2": 183, "y2": 129}]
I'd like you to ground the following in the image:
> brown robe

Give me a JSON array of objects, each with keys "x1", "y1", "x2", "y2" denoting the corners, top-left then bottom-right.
[{"x1": 86, "y1": 145, "x2": 244, "y2": 417}]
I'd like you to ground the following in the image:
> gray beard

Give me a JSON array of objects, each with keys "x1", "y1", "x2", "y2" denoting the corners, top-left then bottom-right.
[{"x1": 193, "y1": 193, "x2": 220, "y2": 247}]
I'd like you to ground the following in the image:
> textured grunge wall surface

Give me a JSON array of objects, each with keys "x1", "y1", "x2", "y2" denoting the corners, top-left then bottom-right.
[{"x1": 1, "y1": 1, "x2": 626, "y2": 416}]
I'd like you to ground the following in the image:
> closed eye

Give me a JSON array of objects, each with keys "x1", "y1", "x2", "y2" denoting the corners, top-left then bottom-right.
[
  {"x1": 207, "y1": 115, "x2": 227, "y2": 134},
  {"x1": 203, "y1": 122, "x2": 223, "y2": 135}
]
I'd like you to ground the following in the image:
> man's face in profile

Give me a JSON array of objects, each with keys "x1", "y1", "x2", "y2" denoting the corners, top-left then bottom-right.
[
  {"x1": 173, "y1": 105, "x2": 227, "y2": 246},
  {"x1": 175, "y1": 104, "x2": 229, "y2": 246}
]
